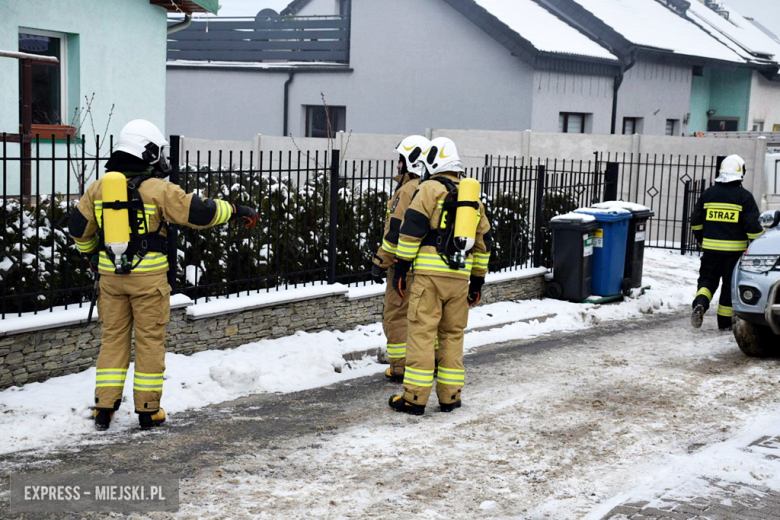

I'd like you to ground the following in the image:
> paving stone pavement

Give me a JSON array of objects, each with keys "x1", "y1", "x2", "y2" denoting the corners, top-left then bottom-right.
[{"x1": 602, "y1": 436, "x2": 780, "y2": 520}]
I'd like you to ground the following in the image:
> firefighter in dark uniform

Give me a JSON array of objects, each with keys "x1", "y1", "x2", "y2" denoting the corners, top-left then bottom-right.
[
  {"x1": 371, "y1": 136, "x2": 428, "y2": 382},
  {"x1": 69, "y1": 120, "x2": 259, "y2": 430},
  {"x1": 690, "y1": 154, "x2": 763, "y2": 330}
]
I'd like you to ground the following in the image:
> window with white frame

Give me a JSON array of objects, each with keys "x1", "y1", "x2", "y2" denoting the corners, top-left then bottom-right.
[
  {"x1": 305, "y1": 105, "x2": 346, "y2": 138},
  {"x1": 18, "y1": 29, "x2": 67, "y2": 126},
  {"x1": 665, "y1": 119, "x2": 680, "y2": 136},
  {"x1": 752, "y1": 120, "x2": 765, "y2": 132},
  {"x1": 558, "y1": 112, "x2": 588, "y2": 134},
  {"x1": 623, "y1": 117, "x2": 643, "y2": 135}
]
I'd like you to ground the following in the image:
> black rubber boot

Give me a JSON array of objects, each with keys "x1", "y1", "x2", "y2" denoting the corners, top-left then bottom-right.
[
  {"x1": 93, "y1": 409, "x2": 114, "y2": 431},
  {"x1": 388, "y1": 395, "x2": 425, "y2": 416},
  {"x1": 691, "y1": 303, "x2": 705, "y2": 329},
  {"x1": 439, "y1": 400, "x2": 462, "y2": 413},
  {"x1": 384, "y1": 368, "x2": 403, "y2": 384},
  {"x1": 138, "y1": 408, "x2": 166, "y2": 430}
]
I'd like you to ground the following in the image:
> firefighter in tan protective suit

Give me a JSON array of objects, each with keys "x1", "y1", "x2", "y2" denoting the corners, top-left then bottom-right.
[
  {"x1": 371, "y1": 136, "x2": 428, "y2": 382},
  {"x1": 388, "y1": 137, "x2": 492, "y2": 415},
  {"x1": 68, "y1": 120, "x2": 259, "y2": 431}
]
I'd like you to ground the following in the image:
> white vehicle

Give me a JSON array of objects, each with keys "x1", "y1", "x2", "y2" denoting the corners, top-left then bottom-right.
[{"x1": 732, "y1": 210, "x2": 780, "y2": 356}]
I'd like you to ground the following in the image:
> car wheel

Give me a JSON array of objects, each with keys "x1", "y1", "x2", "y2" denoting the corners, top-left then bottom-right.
[{"x1": 733, "y1": 316, "x2": 780, "y2": 357}]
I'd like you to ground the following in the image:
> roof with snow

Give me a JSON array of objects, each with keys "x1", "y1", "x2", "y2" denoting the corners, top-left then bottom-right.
[
  {"x1": 685, "y1": 0, "x2": 780, "y2": 63},
  {"x1": 470, "y1": 0, "x2": 618, "y2": 62},
  {"x1": 567, "y1": 0, "x2": 746, "y2": 64}
]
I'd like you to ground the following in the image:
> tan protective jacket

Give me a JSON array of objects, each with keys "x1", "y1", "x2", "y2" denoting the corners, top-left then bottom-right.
[
  {"x1": 396, "y1": 172, "x2": 492, "y2": 280},
  {"x1": 70, "y1": 175, "x2": 233, "y2": 276},
  {"x1": 374, "y1": 173, "x2": 420, "y2": 268}
]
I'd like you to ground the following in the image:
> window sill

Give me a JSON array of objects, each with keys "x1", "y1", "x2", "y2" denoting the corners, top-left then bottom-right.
[{"x1": 30, "y1": 124, "x2": 77, "y2": 140}]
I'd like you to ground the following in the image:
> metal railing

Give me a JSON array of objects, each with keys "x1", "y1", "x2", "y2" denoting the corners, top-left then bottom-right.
[{"x1": 0, "y1": 133, "x2": 723, "y2": 317}]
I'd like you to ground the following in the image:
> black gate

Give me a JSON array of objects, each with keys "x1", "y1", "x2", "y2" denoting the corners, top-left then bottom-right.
[{"x1": 681, "y1": 179, "x2": 707, "y2": 255}]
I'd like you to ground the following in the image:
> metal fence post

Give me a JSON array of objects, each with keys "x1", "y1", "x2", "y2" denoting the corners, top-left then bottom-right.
[
  {"x1": 328, "y1": 150, "x2": 340, "y2": 285},
  {"x1": 603, "y1": 161, "x2": 619, "y2": 201},
  {"x1": 167, "y1": 135, "x2": 181, "y2": 292},
  {"x1": 681, "y1": 180, "x2": 691, "y2": 255},
  {"x1": 532, "y1": 164, "x2": 547, "y2": 268}
]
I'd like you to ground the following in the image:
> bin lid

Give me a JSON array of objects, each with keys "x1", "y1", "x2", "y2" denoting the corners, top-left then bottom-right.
[
  {"x1": 549, "y1": 212, "x2": 599, "y2": 230},
  {"x1": 592, "y1": 201, "x2": 654, "y2": 218},
  {"x1": 574, "y1": 206, "x2": 633, "y2": 222}
]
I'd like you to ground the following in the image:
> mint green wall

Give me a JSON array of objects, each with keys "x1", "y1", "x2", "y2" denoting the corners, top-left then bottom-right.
[
  {"x1": 688, "y1": 68, "x2": 752, "y2": 133},
  {"x1": 0, "y1": 0, "x2": 168, "y2": 138}
]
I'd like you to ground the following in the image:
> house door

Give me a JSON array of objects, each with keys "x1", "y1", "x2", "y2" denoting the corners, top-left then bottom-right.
[{"x1": 707, "y1": 119, "x2": 739, "y2": 132}]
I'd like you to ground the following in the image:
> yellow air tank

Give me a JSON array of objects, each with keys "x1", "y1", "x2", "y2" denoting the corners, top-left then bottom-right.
[
  {"x1": 454, "y1": 178, "x2": 481, "y2": 253},
  {"x1": 102, "y1": 171, "x2": 130, "y2": 269}
]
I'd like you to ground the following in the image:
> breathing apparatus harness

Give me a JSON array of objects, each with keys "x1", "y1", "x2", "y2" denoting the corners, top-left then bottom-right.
[
  {"x1": 421, "y1": 176, "x2": 480, "y2": 270},
  {"x1": 98, "y1": 175, "x2": 168, "y2": 274}
]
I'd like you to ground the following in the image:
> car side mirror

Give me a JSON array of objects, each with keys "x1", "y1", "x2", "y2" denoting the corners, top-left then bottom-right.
[{"x1": 759, "y1": 210, "x2": 780, "y2": 229}]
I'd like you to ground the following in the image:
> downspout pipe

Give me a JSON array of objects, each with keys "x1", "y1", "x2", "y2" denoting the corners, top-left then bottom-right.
[
  {"x1": 283, "y1": 72, "x2": 295, "y2": 136},
  {"x1": 168, "y1": 13, "x2": 192, "y2": 35},
  {"x1": 611, "y1": 53, "x2": 636, "y2": 135}
]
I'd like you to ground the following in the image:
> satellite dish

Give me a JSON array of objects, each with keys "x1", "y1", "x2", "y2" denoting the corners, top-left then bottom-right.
[{"x1": 256, "y1": 9, "x2": 279, "y2": 21}]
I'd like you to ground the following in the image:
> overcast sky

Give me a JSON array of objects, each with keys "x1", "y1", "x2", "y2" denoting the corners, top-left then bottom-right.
[{"x1": 206, "y1": 0, "x2": 780, "y2": 39}]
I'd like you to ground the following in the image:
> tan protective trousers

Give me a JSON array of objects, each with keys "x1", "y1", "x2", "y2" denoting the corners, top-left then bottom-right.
[
  {"x1": 383, "y1": 267, "x2": 414, "y2": 376},
  {"x1": 402, "y1": 274, "x2": 469, "y2": 406},
  {"x1": 95, "y1": 272, "x2": 171, "y2": 413}
]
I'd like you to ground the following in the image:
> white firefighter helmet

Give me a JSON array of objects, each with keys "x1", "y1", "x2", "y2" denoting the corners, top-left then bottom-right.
[
  {"x1": 423, "y1": 137, "x2": 464, "y2": 177},
  {"x1": 715, "y1": 154, "x2": 746, "y2": 183},
  {"x1": 394, "y1": 135, "x2": 429, "y2": 176},
  {"x1": 114, "y1": 119, "x2": 171, "y2": 173}
]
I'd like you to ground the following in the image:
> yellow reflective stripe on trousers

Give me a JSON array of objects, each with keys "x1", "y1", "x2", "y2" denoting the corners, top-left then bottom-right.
[
  {"x1": 434, "y1": 336, "x2": 439, "y2": 350},
  {"x1": 381, "y1": 239, "x2": 397, "y2": 254},
  {"x1": 413, "y1": 253, "x2": 473, "y2": 277},
  {"x1": 98, "y1": 252, "x2": 169, "y2": 273},
  {"x1": 396, "y1": 239, "x2": 421, "y2": 260},
  {"x1": 717, "y1": 305, "x2": 734, "y2": 317},
  {"x1": 748, "y1": 230, "x2": 764, "y2": 240},
  {"x1": 74, "y1": 235, "x2": 99, "y2": 253},
  {"x1": 133, "y1": 372, "x2": 164, "y2": 391},
  {"x1": 436, "y1": 366, "x2": 465, "y2": 387},
  {"x1": 96, "y1": 368, "x2": 128, "y2": 387},
  {"x1": 701, "y1": 238, "x2": 747, "y2": 252},
  {"x1": 403, "y1": 367, "x2": 434, "y2": 388},
  {"x1": 387, "y1": 343, "x2": 406, "y2": 359},
  {"x1": 696, "y1": 287, "x2": 713, "y2": 301},
  {"x1": 704, "y1": 203, "x2": 743, "y2": 211},
  {"x1": 691, "y1": 224, "x2": 704, "y2": 231}
]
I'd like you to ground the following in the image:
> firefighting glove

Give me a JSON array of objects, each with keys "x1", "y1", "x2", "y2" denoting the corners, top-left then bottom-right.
[
  {"x1": 392, "y1": 258, "x2": 412, "y2": 299},
  {"x1": 83, "y1": 253, "x2": 100, "y2": 274},
  {"x1": 371, "y1": 263, "x2": 386, "y2": 284},
  {"x1": 467, "y1": 275, "x2": 485, "y2": 307},
  {"x1": 231, "y1": 204, "x2": 260, "y2": 229}
]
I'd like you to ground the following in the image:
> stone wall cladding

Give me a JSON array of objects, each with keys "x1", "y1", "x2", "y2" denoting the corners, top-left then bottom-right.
[{"x1": 0, "y1": 275, "x2": 544, "y2": 390}]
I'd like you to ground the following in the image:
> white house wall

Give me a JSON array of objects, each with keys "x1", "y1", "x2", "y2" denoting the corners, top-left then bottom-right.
[
  {"x1": 747, "y1": 71, "x2": 780, "y2": 132},
  {"x1": 616, "y1": 60, "x2": 693, "y2": 136},
  {"x1": 167, "y1": 0, "x2": 536, "y2": 140},
  {"x1": 530, "y1": 70, "x2": 615, "y2": 134}
]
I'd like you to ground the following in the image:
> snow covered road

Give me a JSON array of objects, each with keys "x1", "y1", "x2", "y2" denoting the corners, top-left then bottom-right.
[{"x1": 2, "y1": 310, "x2": 780, "y2": 519}]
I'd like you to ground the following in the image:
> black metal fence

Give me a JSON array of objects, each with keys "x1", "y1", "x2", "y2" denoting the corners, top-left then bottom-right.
[{"x1": 0, "y1": 133, "x2": 720, "y2": 317}]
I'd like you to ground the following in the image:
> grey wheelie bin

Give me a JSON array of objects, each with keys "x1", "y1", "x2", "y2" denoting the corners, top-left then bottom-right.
[{"x1": 546, "y1": 213, "x2": 598, "y2": 301}]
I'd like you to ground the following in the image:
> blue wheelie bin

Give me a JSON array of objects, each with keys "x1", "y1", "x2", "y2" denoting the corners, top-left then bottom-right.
[{"x1": 573, "y1": 207, "x2": 632, "y2": 297}]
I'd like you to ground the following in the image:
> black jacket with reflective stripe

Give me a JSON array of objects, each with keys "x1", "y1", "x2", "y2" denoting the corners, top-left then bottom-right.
[{"x1": 690, "y1": 182, "x2": 763, "y2": 254}]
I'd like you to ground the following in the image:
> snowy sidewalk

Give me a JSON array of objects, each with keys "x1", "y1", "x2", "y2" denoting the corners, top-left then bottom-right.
[{"x1": 0, "y1": 248, "x2": 703, "y2": 456}]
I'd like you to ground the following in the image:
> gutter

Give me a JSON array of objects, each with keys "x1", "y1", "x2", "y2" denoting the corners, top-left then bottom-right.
[
  {"x1": 167, "y1": 14, "x2": 192, "y2": 35},
  {"x1": 283, "y1": 72, "x2": 295, "y2": 136},
  {"x1": 611, "y1": 53, "x2": 636, "y2": 135}
]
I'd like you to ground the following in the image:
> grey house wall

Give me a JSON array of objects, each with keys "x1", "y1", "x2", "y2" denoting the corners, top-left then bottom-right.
[
  {"x1": 616, "y1": 60, "x2": 693, "y2": 136},
  {"x1": 167, "y1": 0, "x2": 536, "y2": 140},
  {"x1": 531, "y1": 70, "x2": 616, "y2": 134}
]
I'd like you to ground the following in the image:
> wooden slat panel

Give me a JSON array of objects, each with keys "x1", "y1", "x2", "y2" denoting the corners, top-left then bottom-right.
[
  {"x1": 172, "y1": 29, "x2": 347, "y2": 40},
  {"x1": 167, "y1": 49, "x2": 348, "y2": 61},
  {"x1": 177, "y1": 18, "x2": 347, "y2": 31},
  {"x1": 168, "y1": 39, "x2": 349, "y2": 51}
]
